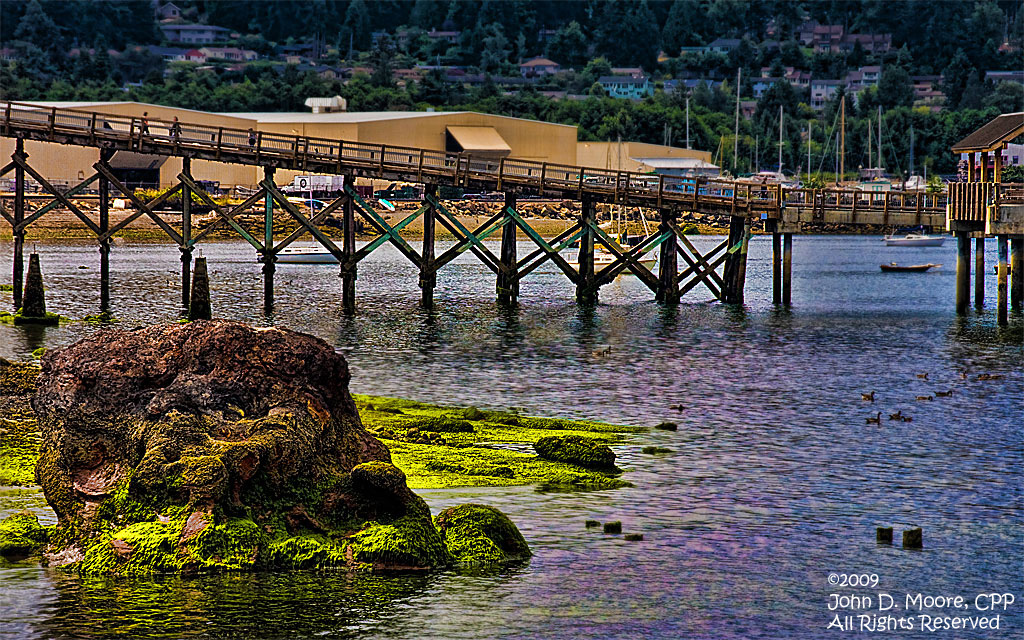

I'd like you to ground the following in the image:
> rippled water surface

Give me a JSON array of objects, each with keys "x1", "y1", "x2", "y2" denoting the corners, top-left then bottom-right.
[{"x1": 1, "y1": 236, "x2": 1022, "y2": 639}]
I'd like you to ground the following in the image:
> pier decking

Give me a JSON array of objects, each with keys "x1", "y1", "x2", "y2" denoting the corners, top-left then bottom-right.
[{"x1": 2, "y1": 102, "x2": 1022, "y2": 319}]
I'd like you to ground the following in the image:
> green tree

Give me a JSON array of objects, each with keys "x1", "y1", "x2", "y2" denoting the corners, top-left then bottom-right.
[
  {"x1": 983, "y1": 81, "x2": 1024, "y2": 113},
  {"x1": 369, "y1": 33, "x2": 395, "y2": 87},
  {"x1": 876, "y1": 65, "x2": 913, "y2": 109},
  {"x1": 941, "y1": 48, "x2": 973, "y2": 108},
  {"x1": 546, "y1": 20, "x2": 587, "y2": 67},
  {"x1": 479, "y1": 23, "x2": 510, "y2": 74},
  {"x1": 662, "y1": 0, "x2": 701, "y2": 53},
  {"x1": 13, "y1": 0, "x2": 61, "y2": 52}
]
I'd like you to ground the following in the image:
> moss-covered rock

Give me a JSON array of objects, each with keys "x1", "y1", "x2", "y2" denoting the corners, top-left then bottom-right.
[
  {"x1": 433, "y1": 504, "x2": 530, "y2": 566},
  {"x1": 415, "y1": 415, "x2": 475, "y2": 433},
  {"x1": 29, "y1": 321, "x2": 451, "y2": 574},
  {"x1": 0, "y1": 511, "x2": 48, "y2": 560},
  {"x1": 534, "y1": 435, "x2": 617, "y2": 471}
]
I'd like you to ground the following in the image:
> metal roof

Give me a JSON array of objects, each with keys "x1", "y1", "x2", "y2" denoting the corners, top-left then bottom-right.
[
  {"x1": 633, "y1": 157, "x2": 720, "y2": 170},
  {"x1": 951, "y1": 112, "x2": 1024, "y2": 153},
  {"x1": 446, "y1": 126, "x2": 511, "y2": 155}
]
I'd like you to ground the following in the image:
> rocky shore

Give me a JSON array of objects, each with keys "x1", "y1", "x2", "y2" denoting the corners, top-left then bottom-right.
[{"x1": 0, "y1": 322, "x2": 639, "y2": 574}]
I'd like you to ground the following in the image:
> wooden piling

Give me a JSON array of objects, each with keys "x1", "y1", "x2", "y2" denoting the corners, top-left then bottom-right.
[
  {"x1": 576, "y1": 195, "x2": 596, "y2": 304},
  {"x1": 1011, "y1": 237, "x2": 1023, "y2": 312},
  {"x1": 180, "y1": 157, "x2": 192, "y2": 308},
  {"x1": 342, "y1": 183, "x2": 356, "y2": 313},
  {"x1": 188, "y1": 256, "x2": 211, "y2": 321},
  {"x1": 997, "y1": 235, "x2": 1008, "y2": 325},
  {"x1": 721, "y1": 216, "x2": 744, "y2": 303},
  {"x1": 497, "y1": 191, "x2": 518, "y2": 305},
  {"x1": 734, "y1": 217, "x2": 751, "y2": 304},
  {"x1": 956, "y1": 233, "x2": 971, "y2": 315},
  {"x1": 772, "y1": 231, "x2": 782, "y2": 305},
  {"x1": 98, "y1": 158, "x2": 110, "y2": 311},
  {"x1": 902, "y1": 527, "x2": 923, "y2": 549},
  {"x1": 421, "y1": 184, "x2": 437, "y2": 308},
  {"x1": 974, "y1": 236, "x2": 984, "y2": 309},
  {"x1": 21, "y1": 253, "x2": 46, "y2": 317},
  {"x1": 12, "y1": 138, "x2": 25, "y2": 310},
  {"x1": 782, "y1": 232, "x2": 793, "y2": 306},
  {"x1": 657, "y1": 208, "x2": 679, "y2": 303},
  {"x1": 262, "y1": 166, "x2": 275, "y2": 312},
  {"x1": 876, "y1": 527, "x2": 893, "y2": 544}
]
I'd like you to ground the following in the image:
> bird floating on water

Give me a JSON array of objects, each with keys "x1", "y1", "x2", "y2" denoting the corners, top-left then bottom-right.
[
  {"x1": 935, "y1": 390, "x2": 953, "y2": 397},
  {"x1": 866, "y1": 412, "x2": 881, "y2": 424},
  {"x1": 901, "y1": 416, "x2": 913, "y2": 423},
  {"x1": 861, "y1": 391, "x2": 875, "y2": 402},
  {"x1": 977, "y1": 373, "x2": 1004, "y2": 381},
  {"x1": 669, "y1": 404, "x2": 684, "y2": 413},
  {"x1": 916, "y1": 395, "x2": 933, "y2": 401},
  {"x1": 889, "y1": 410, "x2": 903, "y2": 420},
  {"x1": 916, "y1": 373, "x2": 929, "y2": 380}
]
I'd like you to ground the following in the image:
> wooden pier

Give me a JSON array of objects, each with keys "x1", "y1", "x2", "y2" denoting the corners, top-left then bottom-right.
[{"x1": 1, "y1": 102, "x2": 1022, "y2": 319}]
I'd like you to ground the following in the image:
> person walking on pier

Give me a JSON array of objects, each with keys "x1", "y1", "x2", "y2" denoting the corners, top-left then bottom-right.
[
  {"x1": 170, "y1": 116, "x2": 181, "y2": 143},
  {"x1": 247, "y1": 128, "x2": 257, "y2": 148},
  {"x1": 140, "y1": 112, "x2": 150, "y2": 136}
]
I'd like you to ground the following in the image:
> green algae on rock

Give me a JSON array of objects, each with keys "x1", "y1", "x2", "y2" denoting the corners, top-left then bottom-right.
[
  {"x1": 0, "y1": 359, "x2": 41, "y2": 486},
  {"x1": 0, "y1": 511, "x2": 48, "y2": 560},
  {"x1": 534, "y1": 435, "x2": 618, "y2": 471},
  {"x1": 29, "y1": 321, "x2": 473, "y2": 575},
  {"x1": 434, "y1": 504, "x2": 531, "y2": 566}
]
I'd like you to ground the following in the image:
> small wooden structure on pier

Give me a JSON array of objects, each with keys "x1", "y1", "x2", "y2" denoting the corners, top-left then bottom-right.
[{"x1": 949, "y1": 111, "x2": 1024, "y2": 325}]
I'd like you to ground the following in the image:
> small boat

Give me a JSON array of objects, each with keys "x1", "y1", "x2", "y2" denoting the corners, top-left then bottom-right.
[
  {"x1": 880, "y1": 262, "x2": 941, "y2": 272},
  {"x1": 274, "y1": 246, "x2": 339, "y2": 264},
  {"x1": 567, "y1": 250, "x2": 657, "y2": 273},
  {"x1": 883, "y1": 233, "x2": 946, "y2": 247}
]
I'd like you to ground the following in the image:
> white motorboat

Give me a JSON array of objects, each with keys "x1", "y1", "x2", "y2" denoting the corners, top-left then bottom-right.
[
  {"x1": 274, "y1": 246, "x2": 340, "y2": 264},
  {"x1": 567, "y1": 250, "x2": 658, "y2": 273},
  {"x1": 883, "y1": 233, "x2": 946, "y2": 247}
]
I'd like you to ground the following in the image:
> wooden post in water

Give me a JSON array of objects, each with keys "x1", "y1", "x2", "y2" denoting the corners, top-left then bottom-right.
[
  {"x1": 974, "y1": 236, "x2": 984, "y2": 309},
  {"x1": 772, "y1": 231, "x2": 782, "y2": 304},
  {"x1": 420, "y1": 183, "x2": 437, "y2": 308},
  {"x1": 262, "y1": 166, "x2": 275, "y2": 312},
  {"x1": 721, "y1": 216, "x2": 746, "y2": 303},
  {"x1": 180, "y1": 157, "x2": 192, "y2": 309},
  {"x1": 782, "y1": 233, "x2": 793, "y2": 306},
  {"x1": 997, "y1": 235, "x2": 1008, "y2": 325},
  {"x1": 188, "y1": 256, "x2": 211, "y2": 321},
  {"x1": 497, "y1": 191, "x2": 518, "y2": 306},
  {"x1": 956, "y1": 233, "x2": 971, "y2": 315},
  {"x1": 657, "y1": 208, "x2": 679, "y2": 303},
  {"x1": 98, "y1": 150, "x2": 112, "y2": 311},
  {"x1": 576, "y1": 195, "x2": 596, "y2": 304},
  {"x1": 342, "y1": 178, "x2": 356, "y2": 314},
  {"x1": 734, "y1": 217, "x2": 751, "y2": 305},
  {"x1": 12, "y1": 139, "x2": 25, "y2": 310},
  {"x1": 1011, "y1": 237, "x2": 1023, "y2": 312}
]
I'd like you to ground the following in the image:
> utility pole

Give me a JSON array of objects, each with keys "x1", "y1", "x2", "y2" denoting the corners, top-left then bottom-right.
[
  {"x1": 778, "y1": 104, "x2": 783, "y2": 173},
  {"x1": 733, "y1": 68, "x2": 741, "y2": 174},
  {"x1": 807, "y1": 120, "x2": 812, "y2": 181}
]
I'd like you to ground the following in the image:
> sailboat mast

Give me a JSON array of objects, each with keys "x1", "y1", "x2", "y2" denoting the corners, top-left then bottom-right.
[
  {"x1": 755, "y1": 135, "x2": 759, "y2": 173},
  {"x1": 839, "y1": 96, "x2": 845, "y2": 180},
  {"x1": 909, "y1": 124, "x2": 915, "y2": 176},
  {"x1": 733, "y1": 68, "x2": 741, "y2": 173},
  {"x1": 778, "y1": 104, "x2": 783, "y2": 173},
  {"x1": 868, "y1": 114, "x2": 872, "y2": 171},
  {"x1": 877, "y1": 105, "x2": 882, "y2": 170},
  {"x1": 807, "y1": 120, "x2": 812, "y2": 180},
  {"x1": 685, "y1": 97, "x2": 690, "y2": 149}
]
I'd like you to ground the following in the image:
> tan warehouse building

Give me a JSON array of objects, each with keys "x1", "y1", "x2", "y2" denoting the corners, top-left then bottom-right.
[{"x1": 1, "y1": 101, "x2": 709, "y2": 189}]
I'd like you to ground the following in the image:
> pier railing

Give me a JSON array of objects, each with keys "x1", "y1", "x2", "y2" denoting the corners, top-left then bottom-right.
[
  {"x1": 2, "y1": 101, "x2": 950, "y2": 219},
  {"x1": 948, "y1": 181, "x2": 1024, "y2": 223}
]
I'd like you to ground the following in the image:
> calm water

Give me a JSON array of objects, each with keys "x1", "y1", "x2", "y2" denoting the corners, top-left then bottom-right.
[{"x1": 1, "y1": 236, "x2": 1022, "y2": 639}]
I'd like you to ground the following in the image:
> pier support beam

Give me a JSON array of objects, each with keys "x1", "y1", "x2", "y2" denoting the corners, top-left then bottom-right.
[
  {"x1": 420, "y1": 184, "x2": 437, "y2": 309},
  {"x1": 1012, "y1": 237, "x2": 1023, "y2": 312},
  {"x1": 956, "y1": 232, "x2": 971, "y2": 315},
  {"x1": 342, "y1": 181, "x2": 356, "y2": 314},
  {"x1": 497, "y1": 191, "x2": 518, "y2": 306},
  {"x1": 262, "y1": 166, "x2": 275, "y2": 313},
  {"x1": 974, "y1": 236, "x2": 984, "y2": 309},
  {"x1": 576, "y1": 196, "x2": 596, "y2": 304},
  {"x1": 12, "y1": 139, "x2": 25, "y2": 310},
  {"x1": 783, "y1": 232, "x2": 793, "y2": 306},
  {"x1": 657, "y1": 208, "x2": 679, "y2": 303},
  {"x1": 180, "y1": 157, "x2": 192, "y2": 309},
  {"x1": 722, "y1": 216, "x2": 749, "y2": 304},
  {"x1": 772, "y1": 231, "x2": 782, "y2": 305},
  {"x1": 98, "y1": 150, "x2": 112, "y2": 311},
  {"x1": 996, "y1": 235, "x2": 1008, "y2": 325}
]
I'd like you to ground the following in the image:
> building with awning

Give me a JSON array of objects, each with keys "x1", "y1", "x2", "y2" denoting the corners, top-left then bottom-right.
[
  {"x1": 952, "y1": 111, "x2": 1024, "y2": 181},
  {"x1": 632, "y1": 157, "x2": 721, "y2": 177},
  {"x1": 445, "y1": 126, "x2": 512, "y2": 158}
]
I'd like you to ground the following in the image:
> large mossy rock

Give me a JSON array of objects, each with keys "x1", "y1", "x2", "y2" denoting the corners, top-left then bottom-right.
[
  {"x1": 0, "y1": 512, "x2": 48, "y2": 561},
  {"x1": 533, "y1": 434, "x2": 617, "y2": 471},
  {"x1": 31, "y1": 320, "x2": 449, "y2": 574},
  {"x1": 434, "y1": 504, "x2": 531, "y2": 565}
]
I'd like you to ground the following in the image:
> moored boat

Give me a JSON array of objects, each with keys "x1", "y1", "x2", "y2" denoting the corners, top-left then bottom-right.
[
  {"x1": 880, "y1": 262, "x2": 941, "y2": 272},
  {"x1": 274, "y1": 246, "x2": 339, "y2": 264},
  {"x1": 883, "y1": 233, "x2": 946, "y2": 247}
]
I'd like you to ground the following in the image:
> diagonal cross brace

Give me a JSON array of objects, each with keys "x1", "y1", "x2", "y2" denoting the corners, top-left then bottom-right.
[
  {"x1": 585, "y1": 219, "x2": 666, "y2": 293},
  {"x1": 94, "y1": 162, "x2": 183, "y2": 245},
  {"x1": 13, "y1": 154, "x2": 102, "y2": 235},
  {"x1": 189, "y1": 186, "x2": 267, "y2": 246},
  {"x1": 350, "y1": 205, "x2": 426, "y2": 267},
  {"x1": 673, "y1": 229, "x2": 727, "y2": 296},
  {"x1": 678, "y1": 250, "x2": 729, "y2": 299},
  {"x1": 261, "y1": 179, "x2": 344, "y2": 261},
  {"x1": 181, "y1": 173, "x2": 264, "y2": 250},
  {"x1": 516, "y1": 221, "x2": 584, "y2": 280},
  {"x1": 429, "y1": 198, "x2": 509, "y2": 273},
  {"x1": 102, "y1": 183, "x2": 182, "y2": 240},
  {"x1": 15, "y1": 173, "x2": 99, "y2": 232},
  {"x1": 345, "y1": 185, "x2": 423, "y2": 267},
  {"x1": 506, "y1": 206, "x2": 580, "y2": 285},
  {"x1": 273, "y1": 194, "x2": 350, "y2": 253}
]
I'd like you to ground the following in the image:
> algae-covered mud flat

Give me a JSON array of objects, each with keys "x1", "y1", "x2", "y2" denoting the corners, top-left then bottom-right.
[{"x1": 1, "y1": 236, "x2": 1022, "y2": 640}]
